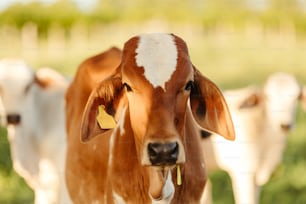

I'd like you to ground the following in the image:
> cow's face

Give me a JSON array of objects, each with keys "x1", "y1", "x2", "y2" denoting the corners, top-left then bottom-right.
[
  {"x1": 0, "y1": 60, "x2": 62, "y2": 126},
  {"x1": 81, "y1": 33, "x2": 235, "y2": 202},
  {"x1": 0, "y1": 60, "x2": 34, "y2": 126},
  {"x1": 121, "y1": 34, "x2": 194, "y2": 167},
  {"x1": 263, "y1": 73, "x2": 302, "y2": 132}
]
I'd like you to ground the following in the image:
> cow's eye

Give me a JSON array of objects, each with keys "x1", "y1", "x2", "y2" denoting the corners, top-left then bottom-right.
[
  {"x1": 123, "y1": 83, "x2": 132, "y2": 92},
  {"x1": 24, "y1": 82, "x2": 32, "y2": 94},
  {"x1": 185, "y1": 81, "x2": 194, "y2": 91}
]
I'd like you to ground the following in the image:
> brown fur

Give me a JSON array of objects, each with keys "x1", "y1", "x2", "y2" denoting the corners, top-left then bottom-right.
[{"x1": 65, "y1": 47, "x2": 122, "y2": 203}]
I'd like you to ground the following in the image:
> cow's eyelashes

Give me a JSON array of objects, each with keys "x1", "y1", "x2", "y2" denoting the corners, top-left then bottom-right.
[
  {"x1": 123, "y1": 83, "x2": 132, "y2": 92},
  {"x1": 185, "y1": 81, "x2": 194, "y2": 91}
]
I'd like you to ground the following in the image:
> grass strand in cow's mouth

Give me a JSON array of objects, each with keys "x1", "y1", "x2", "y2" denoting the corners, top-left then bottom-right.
[{"x1": 177, "y1": 164, "x2": 182, "y2": 185}]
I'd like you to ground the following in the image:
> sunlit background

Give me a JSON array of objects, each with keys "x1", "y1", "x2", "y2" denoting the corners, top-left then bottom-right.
[{"x1": 0, "y1": 0, "x2": 305, "y2": 203}]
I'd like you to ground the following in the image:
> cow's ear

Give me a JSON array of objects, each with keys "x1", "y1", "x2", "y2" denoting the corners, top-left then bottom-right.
[
  {"x1": 190, "y1": 68, "x2": 235, "y2": 141},
  {"x1": 300, "y1": 86, "x2": 306, "y2": 111},
  {"x1": 239, "y1": 91, "x2": 262, "y2": 109},
  {"x1": 34, "y1": 67, "x2": 67, "y2": 89},
  {"x1": 80, "y1": 76, "x2": 125, "y2": 142}
]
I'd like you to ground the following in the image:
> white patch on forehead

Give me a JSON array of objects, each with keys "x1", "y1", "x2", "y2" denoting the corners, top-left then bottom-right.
[{"x1": 135, "y1": 33, "x2": 178, "y2": 90}]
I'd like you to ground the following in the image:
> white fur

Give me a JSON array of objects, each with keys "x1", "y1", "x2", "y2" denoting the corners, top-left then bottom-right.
[
  {"x1": 113, "y1": 192, "x2": 125, "y2": 204},
  {"x1": 202, "y1": 73, "x2": 303, "y2": 204},
  {"x1": 151, "y1": 170, "x2": 175, "y2": 204},
  {"x1": 200, "y1": 179, "x2": 213, "y2": 204},
  {"x1": 0, "y1": 59, "x2": 71, "y2": 204},
  {"x1": 136, "y1": 33, "x2": 178, "y2": 91},
  {"x1": 119, "y1": 106, "x2": 127, "y2": 136},
  {"x1": 108, "y1": 106, "x2": 127, "y2": 167}
]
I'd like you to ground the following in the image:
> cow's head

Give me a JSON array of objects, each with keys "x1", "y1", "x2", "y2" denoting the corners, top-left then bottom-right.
[
  {"x1": 81, "y1": 33, "x2": 235, "y2": 201},
  {"x1": 0, "y1": 59, "x2": 66, "y2": 126},
  {"x1": 231, "y1": 73, "x2": 305, "y2": 136},
  {"x1": 263, "y1": 73, "x2": 302, "y2": 132}
]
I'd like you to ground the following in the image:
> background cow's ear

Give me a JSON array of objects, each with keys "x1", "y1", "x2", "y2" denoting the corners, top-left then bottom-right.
[
  {"x1": 80, "y1": 76, "x2": 124, "y2": 142},
  {"x1": 34, "y1": 67, "x2": 67, "y2": 89},
  {"x1": 301, "y1": 86, "x2": 306, "y2": 111},
  {"x1": 190, "y1": 68, "x2": 235, "y2": 141},
  {"x1": 239, "y1": 91, "x2": 262, "y2": 109}
]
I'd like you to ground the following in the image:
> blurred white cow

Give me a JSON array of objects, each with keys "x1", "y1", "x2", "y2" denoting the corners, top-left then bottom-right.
[
  {"x1": 0, "y1": 59, "x2": 71, "y2": 204},
  {"x1": 202, "y1": 72, "x2": 306, "y2": 204}
]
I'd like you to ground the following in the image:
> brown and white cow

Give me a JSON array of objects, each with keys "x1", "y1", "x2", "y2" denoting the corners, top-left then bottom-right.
[{"x1": 65, "y1": 33, "x2": 235, "y2": 203}]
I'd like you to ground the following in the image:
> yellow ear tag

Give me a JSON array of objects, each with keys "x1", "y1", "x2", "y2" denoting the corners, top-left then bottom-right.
[
  {"x1": 96, "y1": 105, "x2": 117, "y2": 129},
  {"x1": 177, "y1": 165, "x2": 182, "y2": 186}
]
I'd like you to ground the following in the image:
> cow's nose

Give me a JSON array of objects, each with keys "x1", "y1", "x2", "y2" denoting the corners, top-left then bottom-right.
[
  {"x1": 7, "y1": 114, "x2": 21, "y2": 125},
  {"x1": 148, "y1": 142, "x2": 178, "y2": 166},
  {"x1": 280, "y1": 123, "x2": 292, "y2": 132}
]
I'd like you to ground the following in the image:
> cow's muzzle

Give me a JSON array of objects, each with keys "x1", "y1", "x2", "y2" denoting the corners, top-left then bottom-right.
[
  {"x1": 6, "y1": 114, "x2": 21, "y2": 125},
  {"x1": 148, "y1": 142, "x2": 178, "y2": 166},
  {"x1": 280, "y1": 123, "x2": 292, "y2": 132}
]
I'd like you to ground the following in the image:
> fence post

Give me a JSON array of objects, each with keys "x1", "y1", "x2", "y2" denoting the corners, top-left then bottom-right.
[{"x1": 21, "y1": 22, "x2": 38, "y2": 57}]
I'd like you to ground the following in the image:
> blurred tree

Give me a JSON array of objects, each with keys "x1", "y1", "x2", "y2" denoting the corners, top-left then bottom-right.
[
  {"x1": 269, "y1": 0, "x2": 299, "y2": 11},
  {"x1": 1, "y1": 0, "x2": 306, "y2": 36},
  {"x1": 0, "y1": 0, "x2": 82, "y2": 36},
  {"x1": 87, "y1": 0, "x2": 121, "y2": 24}
]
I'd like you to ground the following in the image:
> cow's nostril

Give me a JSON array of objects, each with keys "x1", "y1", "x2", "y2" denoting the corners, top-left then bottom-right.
[
  {"x1": 280, "y1": 124, "x2": 291, "y2": 132},
  {"x1": 7, "y1": 114, "x2": 21, "y2": 125},
  {"x1": 148, "y1": 142, "x2": 178, "y2": 166}
]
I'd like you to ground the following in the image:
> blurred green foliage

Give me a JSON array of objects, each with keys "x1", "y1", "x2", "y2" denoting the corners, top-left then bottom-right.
[
  {"x1": 2, "y1": 0, "x2": 306, "y2": 35},
  {"x1": 0, "y1": 128, "x2": 34, "y2": 203},
  {"x1": 0, "y1": 1, "x2": 80, "y2": 36}
]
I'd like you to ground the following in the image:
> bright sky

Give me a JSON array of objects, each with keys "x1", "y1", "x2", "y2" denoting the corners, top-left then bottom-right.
[
  {"x1": 1, "y1": 0, "x2": 305, "y2": 12},
  {"x1": 0, "y1": 0, "x2": 98, "y2": 11}
]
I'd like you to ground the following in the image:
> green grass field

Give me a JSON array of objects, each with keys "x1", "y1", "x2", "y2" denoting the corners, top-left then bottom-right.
[{"x1": 0, "y1": 24, "x2": 306, "y2": 203}]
